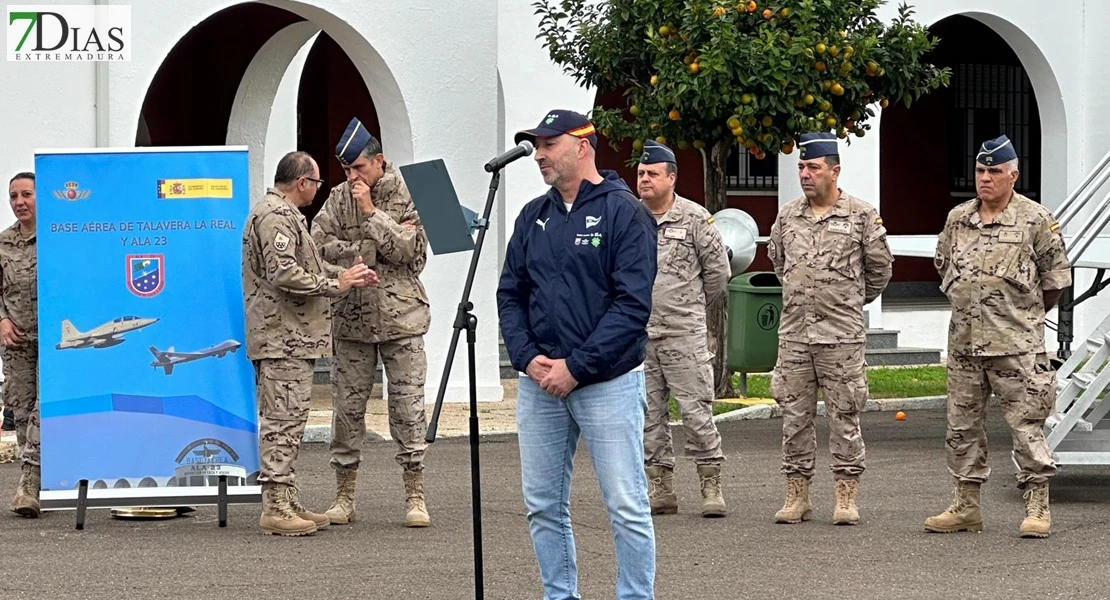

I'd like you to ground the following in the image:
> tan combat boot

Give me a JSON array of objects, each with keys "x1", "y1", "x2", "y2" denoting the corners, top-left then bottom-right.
[
  {"x1": 774, "y1": 475, "x2": 813, "y2": 524},
  {"x1": 832, "y1": 478, "x2": 860, "y2": 525},
  {"x1": 286, "y1": 484, "x2": 329, "y2": 530},
  {"x1": 403, "y1": 469, "x2": 431, "y2": 527},
  {"x1": 645, "y1": 465, "x2": 678, "y2": 515},
  {"x1": 10, "y1": 463, "x2": 41, "y2": 518},
  {"x1": 259, "y1": 482, "x2": 317, "y2": 536},
  {"x1": 1019, "y1": 484, "x2": 1051, "y2": 538},
  {"x1": 924, "y1": 482, "x2": 982, "y2": 533},
  {"x1": 697, "y1": 464, "x2": 727, "y2": 518},
  {"x1": 325, "y1": 467, "x2": 357, "y2": 525}
]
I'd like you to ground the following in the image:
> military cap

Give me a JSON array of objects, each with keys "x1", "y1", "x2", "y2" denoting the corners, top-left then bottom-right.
[
  {"x1": 515, "y1": 109, "x2": 597, "y2": 147},
  {"x1": 976, "y1": 135, "x2": 1017, "y2": 166},
  {"x1": 335, "y1": 117, "x2": 379, "y2": 166},
  {"x1": 798, "y1": 132, "x2": 839, "y2": 160},
  {"x1": 639, "y1": 139, "x2": 676, "y2": 164}
]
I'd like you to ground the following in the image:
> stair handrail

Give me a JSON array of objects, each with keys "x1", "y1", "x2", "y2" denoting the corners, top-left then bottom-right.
[
  {"x1": 1055, "y1": 148, "x2": 1110, "y2": 229},
  {"x1": 1066, "y1": 188, "x2": 1110, "y2": 265}
]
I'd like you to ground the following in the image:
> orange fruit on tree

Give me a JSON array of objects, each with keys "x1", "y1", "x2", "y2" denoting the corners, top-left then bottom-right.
[
  {"x1": 727, "y1": 117, "x2": 741, "y2": 129},
  {"x1": 747, "y1": 0, "x2": 756, "y2": 12},
  {"x1": 632, "y1": 139, "x2": 644, "y2": 151},
  {"x1": 815, "y1": 61, "x2": 826, "y2": 72},
  {"x1": 762, "y1": 8, "x2": 772, "y2": 19},
  {"x1": 761, "y1": 115, "x2": 773, "y2": 127},
  {"x1": 713, "y1": 6, "x2": 727, "y2": 17},
  {"x1": 780, "y1": 7, "x2": 790, "y2": 17},
  {"x1": 741, "y1": 93, "x2": 754, "y2": 105},
  {"x1": 693, "y1": 139, "x2": 706, "y2": 149},
  {"x1": 669, "y1": 109, "x2": 681, "y2": 121},
  {"x1": 825, "y1": 116, "x2": 837, "y2": 128},
  {"x1": 630, "y1": 105, "x2": 641, "y2": 116},
  {"x1": 651, "y1": 75, "x2": 660, "y2": 86},
  {"x1": 880, "y1": 98, "x2": 890, "y2": 108},
  {"x1": 803, "y1": 93, "x2": 815, "y2": 105},
  {"x1": 815, "y1": 42, "x2": 827, "y2": 55},
  {"x1": 659, "y1": 25, "x2": 671, "y2": 36},
  {"x1": 781, "y1": 141, "x2": 794, "y2": 154},
  {"x1": 830, "y1": 82, "x2": 845, "y2": 96},
  {"x1": 655, "y1": 135, "x2": 667, "y2": 144},
  {"x1": 689, "y1": 62, "x2": 701, "y2": 74}
]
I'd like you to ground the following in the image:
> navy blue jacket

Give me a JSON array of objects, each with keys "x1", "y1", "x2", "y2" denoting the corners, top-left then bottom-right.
[{"x1": 497, "y1": 170, "x2": 658, "y2": 386}]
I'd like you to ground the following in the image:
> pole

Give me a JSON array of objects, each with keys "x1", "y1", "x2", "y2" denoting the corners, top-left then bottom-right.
[{"x1": 425, "y1": 168, "x2": 501, "y2": 600}]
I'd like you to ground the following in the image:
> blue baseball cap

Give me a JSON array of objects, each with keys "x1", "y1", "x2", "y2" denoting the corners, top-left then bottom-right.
[{"x1": 515, "y1": 109, "x2": 597, "y2": 147}]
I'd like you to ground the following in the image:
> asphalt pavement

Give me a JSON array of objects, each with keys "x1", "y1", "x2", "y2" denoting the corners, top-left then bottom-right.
[{"x1": 3, "y1": 409, "x2": 1110, "y2": 600}]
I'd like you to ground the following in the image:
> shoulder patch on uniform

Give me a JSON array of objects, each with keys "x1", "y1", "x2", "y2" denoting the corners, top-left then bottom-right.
[
  {"x1": 706, "y1": 215, "x2": 714, "y2": 224},
  {"x1": 1050, "y1": 221, "x2": 1061, "y2": 232},
  {"x1": 875, "y1": 216, "x2": 883, "y2": 225},
  {"x1": 274, "y1": 231, "x2": 291, "y2": 251}
]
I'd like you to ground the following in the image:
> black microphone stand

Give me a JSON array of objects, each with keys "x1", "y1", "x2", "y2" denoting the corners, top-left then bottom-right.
[{"x1": 425, "y1": 165, "x2": 504, "y2": 600}]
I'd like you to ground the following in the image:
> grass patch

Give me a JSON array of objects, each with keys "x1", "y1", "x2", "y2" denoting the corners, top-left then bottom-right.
[{"x1": 667, "y1": 365, "x2": 949, "y2": 421}]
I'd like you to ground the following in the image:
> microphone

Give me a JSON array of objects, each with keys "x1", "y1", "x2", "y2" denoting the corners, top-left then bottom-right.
[{"x1": 484, "y1": 141, "x2": 534, "y2": 172}]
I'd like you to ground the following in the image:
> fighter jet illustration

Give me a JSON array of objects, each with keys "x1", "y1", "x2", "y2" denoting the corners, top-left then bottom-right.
[
  {"x1": 148, "y1": 339, "x2": 241, "y2": 375},
  {"x1": 56, "y1": 316, "x2": 160, "y2": 350}
]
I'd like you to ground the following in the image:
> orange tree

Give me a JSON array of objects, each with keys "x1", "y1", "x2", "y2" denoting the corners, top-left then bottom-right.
[{"x1": 534, "y1": 0, "x2": 950, "y2": 396}]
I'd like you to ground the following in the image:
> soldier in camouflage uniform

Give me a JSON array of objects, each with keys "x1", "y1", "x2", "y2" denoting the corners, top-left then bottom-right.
[
  {"x1": 311, "y1": 118, "x2": 433, "y2": 528},
  {"x1": 766, "y1": 133, "x2": 893, "y2": 526},
  {"x1": 243, "y1": 151, "x2": 378, "y2": 536},
  {"x1": 636, "y1": 141, "x2": 732, "y2": 518},
  {"x1": 925, "y1": 135, "x2": 1071, "y2": 539},
  {"x1": 3, "y1": 172, "x2": 40, "y2": 518}
]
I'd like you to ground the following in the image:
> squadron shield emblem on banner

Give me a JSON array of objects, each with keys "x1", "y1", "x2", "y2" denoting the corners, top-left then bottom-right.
[{"x1": 127, "y1": 254, "x2": 165, "y2": 297}]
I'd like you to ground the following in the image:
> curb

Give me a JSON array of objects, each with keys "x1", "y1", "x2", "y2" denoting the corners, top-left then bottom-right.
[
  {"x1": 300, "y1": 395, "x2": 956, "y2": 442},
  {"x1": 712, "y1": 395, "x2": 950, "y2": 423},
  {"x1": 302, "y1": 423, "x2": 519, "y2": 444}
]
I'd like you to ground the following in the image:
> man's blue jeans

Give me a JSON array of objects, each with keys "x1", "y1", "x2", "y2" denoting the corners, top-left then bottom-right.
[{"x1": 516, "y1": 370, "x2": 656, "y2": 600}]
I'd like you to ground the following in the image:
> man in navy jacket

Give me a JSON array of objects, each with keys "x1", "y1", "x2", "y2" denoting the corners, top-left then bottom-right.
[{"x1": 497, "y1": 109, "x2": 659, "y2": 600}]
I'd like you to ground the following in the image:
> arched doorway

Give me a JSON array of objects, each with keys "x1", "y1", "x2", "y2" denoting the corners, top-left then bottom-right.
[
  {"x1": 135, "y1": 1, "x2": 409, "y2": 225},
  {"x1": 879, "y1": 14, "x2": 1062, "y2": 295}
]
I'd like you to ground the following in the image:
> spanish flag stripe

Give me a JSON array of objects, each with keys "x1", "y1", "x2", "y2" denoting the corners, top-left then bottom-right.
[{"x1": 568, "y1": 124, "x2": 596, "y2": 137}]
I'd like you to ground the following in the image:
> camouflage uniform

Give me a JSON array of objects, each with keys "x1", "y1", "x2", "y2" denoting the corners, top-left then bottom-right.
[
  {"x1": 311, "y1": 161, "x2": 431, "y2": 474},
  {"x1": 767, "y1": 191, "x2": 893, "y2": 480},
  {"x1": 643, "y1": 195, "x2": 730, "y2": 469},
  {"x1": 243, "y1": 188, "x2": 346, "y2": 487},
  {"x1": 0, "y1": 223, "x2": 39, "y2": 476},
  {"x1": 934, "y1": 193, "x2": 1071, "y2": 487}
]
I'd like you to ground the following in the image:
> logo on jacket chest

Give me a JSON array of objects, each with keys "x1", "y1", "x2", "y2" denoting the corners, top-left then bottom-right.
[{"x1": 575, "y1": 233, "x2": 603, "y2": 248}]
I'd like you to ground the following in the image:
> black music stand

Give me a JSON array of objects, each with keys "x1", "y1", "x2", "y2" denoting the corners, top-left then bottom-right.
[{"x1": 398, "y1": 158, "x2": 493, "y2": 600}]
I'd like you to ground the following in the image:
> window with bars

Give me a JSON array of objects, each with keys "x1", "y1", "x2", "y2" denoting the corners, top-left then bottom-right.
[
  {"x1": 725, "y1": 142, "x2": 778, "y2": 190},
  {"x1": 948, "y1": 63, "x2": 1040, "y2": 198}
]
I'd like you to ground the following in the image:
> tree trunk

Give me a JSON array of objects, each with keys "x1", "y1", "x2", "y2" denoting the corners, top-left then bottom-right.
[{"x1": 703, "y1": 140, "x2": 734, "y2": 398}]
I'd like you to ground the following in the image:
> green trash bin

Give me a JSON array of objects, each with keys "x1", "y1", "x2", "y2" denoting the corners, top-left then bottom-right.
[{"x1": 725, "y1": 271, "x2": 783, "y2": 376}]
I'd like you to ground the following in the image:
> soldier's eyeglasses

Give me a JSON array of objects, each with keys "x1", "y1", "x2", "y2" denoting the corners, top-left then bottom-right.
[{"x1": 302, "y1": 176, "x2": 324, "y2": 187}]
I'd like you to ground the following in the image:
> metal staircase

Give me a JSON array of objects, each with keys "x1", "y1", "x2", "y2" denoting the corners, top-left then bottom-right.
[{"x1": 1040, "y1": 149, "x2": 1110, "y2": 465}]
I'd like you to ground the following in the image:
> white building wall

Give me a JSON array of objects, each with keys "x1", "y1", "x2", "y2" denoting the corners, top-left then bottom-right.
[{"x1": 3, "y1": 0, "x2": 1109, "y2": 382}]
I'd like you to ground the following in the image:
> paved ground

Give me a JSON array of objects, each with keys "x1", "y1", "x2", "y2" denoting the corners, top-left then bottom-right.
[{"x1": 4, "y1": 410, "x2": 1110, "y2": 600}]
